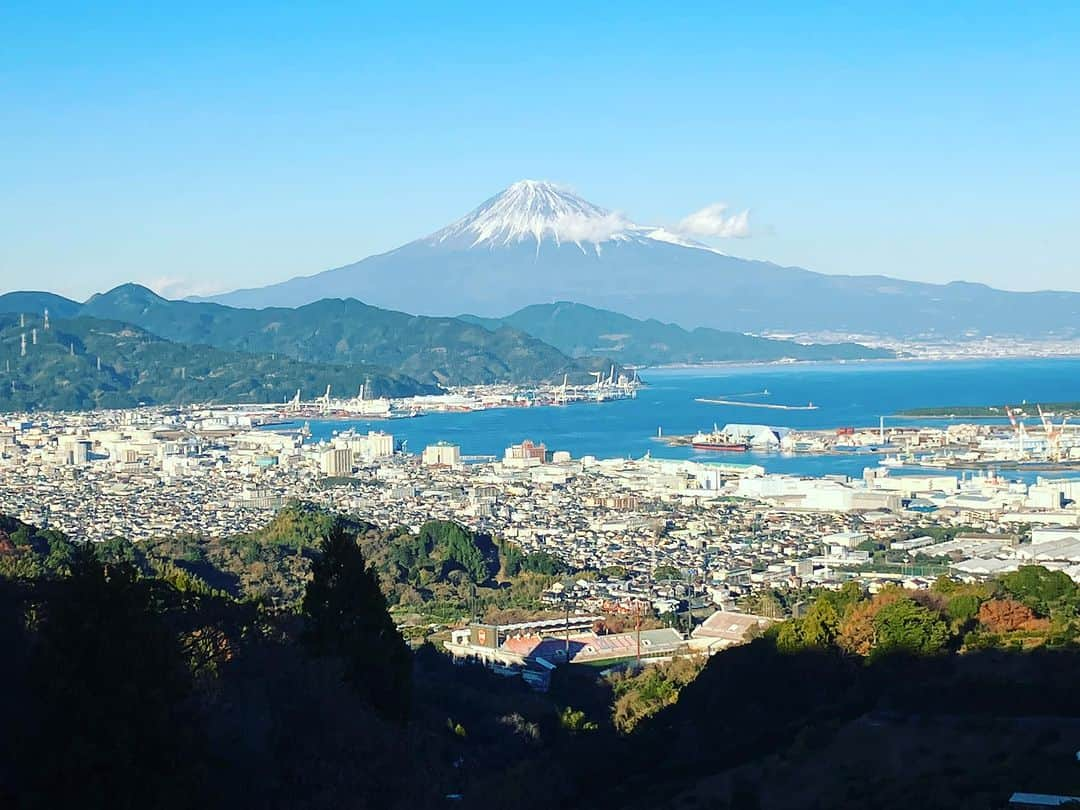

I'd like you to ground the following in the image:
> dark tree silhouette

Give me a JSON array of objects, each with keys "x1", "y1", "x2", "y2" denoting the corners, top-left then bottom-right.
[
  {"x1": 302, "y1": 524, "x2": 412, "y2": 723},
  {"x1": 16, "y1": 544, "x2": 199, "y2": 810}
]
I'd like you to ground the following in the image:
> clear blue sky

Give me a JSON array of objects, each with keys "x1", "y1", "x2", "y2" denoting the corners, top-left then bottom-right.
[{"x1": 2, "y1": 1, "x2": 1078, "y2": 299}]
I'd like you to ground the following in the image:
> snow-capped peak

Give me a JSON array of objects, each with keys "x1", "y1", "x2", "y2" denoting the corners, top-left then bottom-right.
[
  {"x1": 426, "y1": 179, "x2": 636, "y2": 249},
  {"x1": 421, "y1": 179, "x2": 727, "y2": 255}
]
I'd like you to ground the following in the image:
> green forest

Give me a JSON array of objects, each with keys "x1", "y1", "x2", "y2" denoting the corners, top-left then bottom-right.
[
  {"x1": 0, "y1": 314, "x2": 435, "y2": 411},
  {"x1": 41, "y1": 284, "x2": 616, "y2": 387}
]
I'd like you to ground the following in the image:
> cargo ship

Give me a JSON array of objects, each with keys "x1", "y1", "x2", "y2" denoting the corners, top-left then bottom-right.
[{"x1": 691, "y1": 426, "x2": 751, "y2": 452}]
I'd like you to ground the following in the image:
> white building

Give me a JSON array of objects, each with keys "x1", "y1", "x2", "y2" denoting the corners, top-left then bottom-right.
[
  {"x1": 347, "y1": 430, "x2": 394, "y2": 460},
  {"x1": 57, "y1": 436, "x2": 91, "y2": 466},
  {"x1": 422, "y1": 441, "x2": 461, "y2": 468},
  {"x1": 320, "y1": 447, "x2": 353, "y2": 477}
]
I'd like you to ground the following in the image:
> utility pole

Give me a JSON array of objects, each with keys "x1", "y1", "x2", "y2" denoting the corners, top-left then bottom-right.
[
  {"x1": 685, "y1": 568, "x2": 695, "y2": 637},
  {"x1": 564, "y1": 604, "x2": 570, "y2": 659},
  {"x1": 635, "y1": 602, "x2": 643, "y2": 666}
]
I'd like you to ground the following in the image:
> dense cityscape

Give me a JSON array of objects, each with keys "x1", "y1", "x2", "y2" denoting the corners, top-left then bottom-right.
[{"x1": 6, "y1": 398, "x2": 1080, "y2": 611}]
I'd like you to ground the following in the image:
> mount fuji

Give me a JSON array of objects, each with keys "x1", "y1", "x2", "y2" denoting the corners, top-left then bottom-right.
[{"x1": 209, "y1": 180, "x2": 1080, "y2": 339}]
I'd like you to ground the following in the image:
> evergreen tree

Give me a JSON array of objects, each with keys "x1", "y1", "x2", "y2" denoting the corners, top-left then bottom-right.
[
  {"x1": 18, "y1": 544, "x2": 198, "y2": 809},
  {"x1": 871, "y1": 597, "x2": 948, "y2": 659},
  {"x1": 302, "y1": 524, "x2": 412, "y2": 723}
]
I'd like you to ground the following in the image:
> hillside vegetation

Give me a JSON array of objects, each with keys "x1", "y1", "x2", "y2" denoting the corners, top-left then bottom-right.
[
  {"x1": 463, "y1": 301, "x2": 892, "y2": 366},
  {"x1": 78, "y1": 284, "x2": 614, "y2": 386},
  {"x1": 0, "y1": 314, "x2": 434, "y2": 411}
]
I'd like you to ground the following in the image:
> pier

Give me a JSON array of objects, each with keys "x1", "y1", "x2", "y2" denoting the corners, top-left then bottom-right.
[{"x1": 695, "y1": 398, "x2": 819, "y2": 411}]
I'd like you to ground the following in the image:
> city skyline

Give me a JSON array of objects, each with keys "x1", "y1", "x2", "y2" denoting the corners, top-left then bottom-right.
[{"x1": 3, "y1": 2, "x2": 1079, "y2": 300}]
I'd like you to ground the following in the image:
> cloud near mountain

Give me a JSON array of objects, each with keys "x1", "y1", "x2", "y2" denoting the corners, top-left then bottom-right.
[
  {"x1": 144, "y1": 276, "x2": 228, "y2": 300},
  {"x1": 553, "y1": 210, "x2": 633, "y2": 244},
  {"x1": 677, "y1": 202, "x2": 751, "y2": 238}
]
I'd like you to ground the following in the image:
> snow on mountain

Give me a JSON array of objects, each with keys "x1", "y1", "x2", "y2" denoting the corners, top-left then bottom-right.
[
  {"x1": 421, "y1": 179, "x2": 716, "y2": 254},
  {"x1": 204, "y1": 180, "x2": 1080, "y2": 339}
]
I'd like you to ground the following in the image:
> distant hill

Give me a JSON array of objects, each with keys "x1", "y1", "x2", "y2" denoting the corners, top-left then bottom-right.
[
  {"x1": 79, "y1": 284, "x2": 611, "y2": 386},
  {"x1": 0, "y1": 314, "x2": 435, "y2": 412},
  {"x1": 462, "y1": 302, "x2": 892, "y2": 365},
  {"x1": 0, "y1": 291, "x2": 81, "y2": 320}
]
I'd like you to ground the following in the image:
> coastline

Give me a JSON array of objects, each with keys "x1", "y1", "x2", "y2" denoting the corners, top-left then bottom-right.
[{"x1": 641, "y1": 351, "x2": 1080, "y2": 373}]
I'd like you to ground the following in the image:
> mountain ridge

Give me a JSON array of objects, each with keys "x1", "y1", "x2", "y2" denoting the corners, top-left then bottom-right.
[
  {"x1": 76, "y1": 284, "x2": 613, "y2": 386},
  {"x1": 203, "y1": 181, "x2": 1080, "y2": 339},
  {"x1": 2, "y1": 285, "x2": 890, "y2": 387},
  {"x1": 461, "y1": 302, "x2": 893, "y2": 365},
  {"x1": 0, "y1": 313, "x2": 435, "y2": 412}
]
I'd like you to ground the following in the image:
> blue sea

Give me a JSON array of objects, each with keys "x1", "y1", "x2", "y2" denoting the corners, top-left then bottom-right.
[{"x1": 287, "y1": 358, "x2": 1080, "y2": 483}]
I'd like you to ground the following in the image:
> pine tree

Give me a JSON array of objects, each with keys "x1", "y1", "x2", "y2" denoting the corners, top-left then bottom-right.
[{"x1": 302, "y1": 524, "x2": 412, "y2": 723}]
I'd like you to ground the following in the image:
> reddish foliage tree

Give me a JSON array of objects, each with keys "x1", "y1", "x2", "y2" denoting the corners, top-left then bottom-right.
[{"x1": 977, "y1": 598, "x2": 1050, "y2": 633}]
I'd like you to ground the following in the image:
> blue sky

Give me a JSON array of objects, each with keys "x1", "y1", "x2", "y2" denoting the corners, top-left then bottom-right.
[{"x1": 2, "y1": 1, "x2": 1078, "y2": 299}]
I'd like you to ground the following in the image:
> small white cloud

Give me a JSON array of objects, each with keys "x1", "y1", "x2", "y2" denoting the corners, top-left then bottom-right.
[
  {"x1": 553, "y1": 211, "x2": 631, "y2": 243},
  {"x1": 143, "y1": 276, "x2": 227, "y2": 300},
  {"x1": 677, "y1": 203, "x2": 751, "y2": 239}
]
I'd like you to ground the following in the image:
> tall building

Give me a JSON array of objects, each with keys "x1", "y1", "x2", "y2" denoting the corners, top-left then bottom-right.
[
  {"x1": 57, "y1": 436, "x2": 91, "y2": 466},
  {"x1": 320, "y1": 446, "x2": 353, "y2": 477},
  {"x1": 348, "y1": 430, "x2": 394, "y2": 460},
  {"x1": 422, "y1": 441, "x2": 461, "y2": 468}
]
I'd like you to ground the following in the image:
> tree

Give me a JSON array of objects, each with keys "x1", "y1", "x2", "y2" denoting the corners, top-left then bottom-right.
[
  {"x1": 521, "y1": 551, "x2": 566, "y2": 576},
  {"x1": 302, "y1": 524, "x2": 412, "y2": 722},
  {"x1": 1001, "y1": 565, "x2": 1078, "y2": 617},
  {"x1": 418, "y1": 520, "x2": 498, "y2": 583},
  {"x1": 871, "y1": 597, "x2": 948, "y2": 659},
  {"x1": 837, "y1": 599, "x2": 878, "y2": 656},
  {"x1": 801, "y1": 599, "x2": 840, "y2": 648},
  {"x1": 97, "y1": 534, "x2": 145, "y2": 568},
  {"x1": 558, "y1": 706, "x2": 598, "y2": 734},
  {"x1": 977, "y1": 598, "x2": 1050, "y2": 633},
  {"x1": 833, "y1": 580, "x2": 866, "y2": 613},
  {"x1": 774, "y1": 620, "x2": 804, "y2": 653},
  {"x1": 18, "y1": 544, "x2": 198, "y2": 808},
  {"x1": 945, "y1": 592, "x2": 981, "y2": 624},
  {"x1": 653, "y1": 564, "x2": 683, "y2": 582}
]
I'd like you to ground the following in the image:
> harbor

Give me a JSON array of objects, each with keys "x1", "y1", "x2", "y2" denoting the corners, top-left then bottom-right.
[{"x1": 656, "y1": 416, "x2": 1080, "y2": 474}]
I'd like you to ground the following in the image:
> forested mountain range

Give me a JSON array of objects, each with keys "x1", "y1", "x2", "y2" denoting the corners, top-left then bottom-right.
[
  {"x1": 463, "y1": 301, "x2": 893, "y2": 366},
  {"x1": 0, "y1": 314, "x2": 435, "y2": 411}
]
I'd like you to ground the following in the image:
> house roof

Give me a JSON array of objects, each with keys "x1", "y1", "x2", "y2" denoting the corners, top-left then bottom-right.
[{"x1": 692, "y1": 610, "x2": 773, "y2": 642}]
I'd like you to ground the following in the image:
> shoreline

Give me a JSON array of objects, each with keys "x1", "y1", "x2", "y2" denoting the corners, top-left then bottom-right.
[{"x1": 641, "y1": 352, "x2": 1080, "y2": 372}]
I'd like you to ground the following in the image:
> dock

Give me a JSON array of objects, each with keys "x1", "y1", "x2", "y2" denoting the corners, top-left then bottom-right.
[{"x1": 695, "y1": 398, "x2": 819, "y2": 411}]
